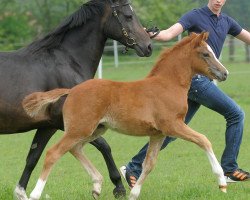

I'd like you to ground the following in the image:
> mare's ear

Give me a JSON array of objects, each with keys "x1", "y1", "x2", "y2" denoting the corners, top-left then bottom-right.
[{"x1": 191, "y1": 32, "x2": 209, "y2": 48}]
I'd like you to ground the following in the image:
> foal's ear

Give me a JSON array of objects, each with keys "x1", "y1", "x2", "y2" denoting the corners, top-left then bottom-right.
[
  {"x1": 191, "y1": 32, "x2": 209, "y2": 48},
  {"x1": 189, "y1": 32, "x2": 198, "y2": 40},
  {"x1": 201, "y1": 32, "x2": 209, "y2": 41},
  {"x1": 190, "y1": 32, "x2": 198, "y2": 37}
]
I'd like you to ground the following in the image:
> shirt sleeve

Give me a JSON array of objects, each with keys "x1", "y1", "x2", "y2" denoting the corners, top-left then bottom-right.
[
  {"x1": 227, "y1": 16, "x2": 242, "y2": 36},
  {"x1": 178, "y1": 9, "x2": 197, "y2": 31}
]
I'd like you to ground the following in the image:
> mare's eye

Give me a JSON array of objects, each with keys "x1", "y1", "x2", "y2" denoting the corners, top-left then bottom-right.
[
  {"x1": 125, "y1": 15, "x2": 133, "y2": 21},
  {"x1": 203, "y1": 53, "x2": 210, "y2": 58}
]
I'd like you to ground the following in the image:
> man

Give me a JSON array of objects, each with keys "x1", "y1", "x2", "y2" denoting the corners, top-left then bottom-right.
[{"x1": 120, "y1": 0, "x2": 250, "y2": 188}]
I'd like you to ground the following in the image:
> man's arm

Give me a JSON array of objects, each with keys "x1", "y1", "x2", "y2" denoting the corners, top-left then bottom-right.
[
  {"x1": 236, "y1": 29, "x2": 250, "y2": 44},
  {"x1": 149, "y1": 23, "x2": 184, "y2": 42}
]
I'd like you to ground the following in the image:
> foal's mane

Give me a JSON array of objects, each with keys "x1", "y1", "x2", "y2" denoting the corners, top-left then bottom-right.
[
  {"x1": 28, "y1": 0, "x2": 106, "y2": 52},
  {"x1": 148, "y1": 34, "x2": 196, "y2": 77}
]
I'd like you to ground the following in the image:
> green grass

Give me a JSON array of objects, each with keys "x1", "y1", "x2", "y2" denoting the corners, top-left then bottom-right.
[{"x1": 1, "y1": 57, "x2": 250, "y2": 200}]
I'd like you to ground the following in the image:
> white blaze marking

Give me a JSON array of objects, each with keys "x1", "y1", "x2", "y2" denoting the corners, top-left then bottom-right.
[
  {"x1": 207, "y1": 44, "x2": 229, "y2": 75},
  {"x1": 129, "y1": 5, "x2": 134, "y2": 12}
]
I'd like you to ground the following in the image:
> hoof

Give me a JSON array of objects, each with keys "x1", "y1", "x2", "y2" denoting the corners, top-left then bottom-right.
[
  {"x1": 29, "y1": 194, "x2": 40, "y2": 200},
  {"x1": 14, "y1": 185, "x2": 28, "y2": 200},
  {"x1": 219, "y1": 185, "x2": 227, "y2": 193},
  {"x1": 128, "y1": 194, "x2": 137, "y2": 200},
  {"x1": 113, "y1": 186, "x2": 126, "y2": 199},
  {"x1": 92, "y1": 191, "x2": 100, "y2": 200}
]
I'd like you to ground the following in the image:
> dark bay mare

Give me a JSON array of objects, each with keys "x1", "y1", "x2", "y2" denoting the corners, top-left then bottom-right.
[{"x1": 0, "y1": 0, "x2": 152, "y2": 199}]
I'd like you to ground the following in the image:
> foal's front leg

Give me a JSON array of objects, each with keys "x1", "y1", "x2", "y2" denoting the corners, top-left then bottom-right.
[
  {"x1": 164, "y1": 121, "x2": 227, "y2": 192},
  {"x1": 129, "y1": 135, "x2": 165, "y2": 200}
]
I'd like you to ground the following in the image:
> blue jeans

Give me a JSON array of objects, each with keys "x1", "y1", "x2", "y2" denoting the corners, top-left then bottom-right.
[{"x1": 126, "y1": 75, "x2": 244, "y2": 178}]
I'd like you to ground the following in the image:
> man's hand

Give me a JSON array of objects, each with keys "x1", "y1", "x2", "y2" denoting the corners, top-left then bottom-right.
[{"x1": 145, "y1": 26, "x2": 160, "y2": 39}]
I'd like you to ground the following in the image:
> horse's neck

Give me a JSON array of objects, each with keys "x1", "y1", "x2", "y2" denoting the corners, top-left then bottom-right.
[
  {"x1": 60, "y1": 22, "x2": 107, "y2": 77},
  {"x1": 149, "y1": 49, "x2": 194, "y2": 89}
]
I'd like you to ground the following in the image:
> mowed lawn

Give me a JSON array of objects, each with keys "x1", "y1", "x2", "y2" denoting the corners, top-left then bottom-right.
[{"x1": 0, "y1": 59, "x2": 250, "y2": 200}]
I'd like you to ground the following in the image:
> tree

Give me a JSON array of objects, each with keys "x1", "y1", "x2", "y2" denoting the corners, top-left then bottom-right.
[
  {"x1": 0, "y1": 0, "x2": 86, "y2": 50},
  {"x1": 133, "y1": 0, "x2": 198, "y2": 29},
  {"x1": 21, "y1": 0, "x2": 85, "y2": 34},
  {"x1": 0, "y1": 2, "x2": 37, "y2": 50},
  {"x1": 224, "y1": 0, "x2": 250, "y2": 62}
]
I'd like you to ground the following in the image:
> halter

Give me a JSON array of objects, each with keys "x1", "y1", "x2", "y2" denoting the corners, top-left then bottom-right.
[{"x1": 109, "y1": 0, "x2": 137, "y2": 48}]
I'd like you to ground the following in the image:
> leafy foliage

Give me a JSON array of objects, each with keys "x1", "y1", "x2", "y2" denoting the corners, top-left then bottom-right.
[
  {"x1": 133, "y1": 0, "x2": 198, "y2": 29},
  {"x1": 0, "y1": 11, "x2": 36, "y2": 50},
  {"x1": 223, "y1": 0, "x2": 250, "y2": 29},
  {"x1": 0, "y1": 0, "x2": 86, "y2": 50},
  {"x1": 0, "y1": 0, "x2": 250, "y2": 50}
]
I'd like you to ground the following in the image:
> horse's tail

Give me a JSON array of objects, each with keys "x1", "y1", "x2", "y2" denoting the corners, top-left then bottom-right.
[{"x1": 22, "y1": 88, "x2": 70, "y2": 118}]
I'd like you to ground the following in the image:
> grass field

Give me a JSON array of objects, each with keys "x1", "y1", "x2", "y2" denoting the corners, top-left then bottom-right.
[{"x1": 0, "y1": 53, "x2": 250, "y2": 200}]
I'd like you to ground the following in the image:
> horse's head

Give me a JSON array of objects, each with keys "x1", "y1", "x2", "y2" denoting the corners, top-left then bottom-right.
[
  {"x1": 104, "y1": 0, "x2": 152, "y2": 57},
  {"x1": 190, "y1": 32, "x2": 228, "y2": 81}
]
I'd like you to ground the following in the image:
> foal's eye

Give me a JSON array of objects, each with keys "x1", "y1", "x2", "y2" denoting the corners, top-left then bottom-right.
[{"x1": 203, "y1": 53, "x2": 210, "y2": 58}]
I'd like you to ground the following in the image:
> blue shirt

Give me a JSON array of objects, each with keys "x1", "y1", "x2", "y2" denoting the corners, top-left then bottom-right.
[{"x1": 178, "y1": 6, "x2": 242, "y2": 58}]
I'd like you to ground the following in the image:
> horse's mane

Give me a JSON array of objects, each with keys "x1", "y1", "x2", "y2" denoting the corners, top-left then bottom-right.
[
  {"x1": 27, "y1": 0, "x2": 106, "y2": 52},
  {"x1": 148, "y1": 34, "x2": 196, "y2": 77}
]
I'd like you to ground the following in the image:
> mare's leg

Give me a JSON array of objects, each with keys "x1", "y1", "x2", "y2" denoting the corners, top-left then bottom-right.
[
  {"x1": 129, "y1": 135, "x2": 165, "y2": 200},
  {"x1": 70, "y1": 142, "x2": 103, "y2": 199},
  {"x1": 90, "y1": 137, "x2": 126, "y2": 198},
  {"x1": 29, "y1": 132, "x2": 82, "y2": 200},
  {"x1": 165, "y1": 121, "x2": 227, "y2": 192},
  {"x1": 14, "y1": 128, "x2": 57, "y2": 200}
]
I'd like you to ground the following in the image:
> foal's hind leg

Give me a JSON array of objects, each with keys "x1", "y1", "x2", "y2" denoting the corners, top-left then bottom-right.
[
  {"x1": 90, "y1": 137, "x2": 126, "y2": 198},
  {"x1": 15, "y1": 128, "x2": 56, "y2": 200},
  {"x1": 129, "y1": 135, "x2": 165, "y2": 200},
  {"x1": 70, "y1": 142, "x2": 103, "y2": 199},
  {"x1": 164, "y1": 121, "x2": 227, "y2": 192},
  {"x1": 29, "y1": 132, "x2": 82, "y2": 200}
]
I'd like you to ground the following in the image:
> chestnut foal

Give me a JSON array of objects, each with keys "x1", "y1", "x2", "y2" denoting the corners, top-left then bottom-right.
[{"x1": 23, "y1": 32, "x2": 228, "y2": 200}]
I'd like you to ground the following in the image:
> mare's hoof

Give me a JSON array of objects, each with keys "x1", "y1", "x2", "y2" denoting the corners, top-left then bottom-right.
[
  {"x1": 219, "y1": 185, "x2": 227, "y2": 193},
  {"x1": 92, "y1": 191, "x2": 100, "y2": 200},
  {"x1": 14, "y1": 185, "x2": 28, "y2": 200},
  {"x1": 113, "y1": 186, "x2": 126, "y2": 199}
]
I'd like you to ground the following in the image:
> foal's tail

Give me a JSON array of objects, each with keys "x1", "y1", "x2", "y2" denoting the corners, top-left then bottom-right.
[{"x1": 22, "y1": 88, "x2": 70, "y2": 117}]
